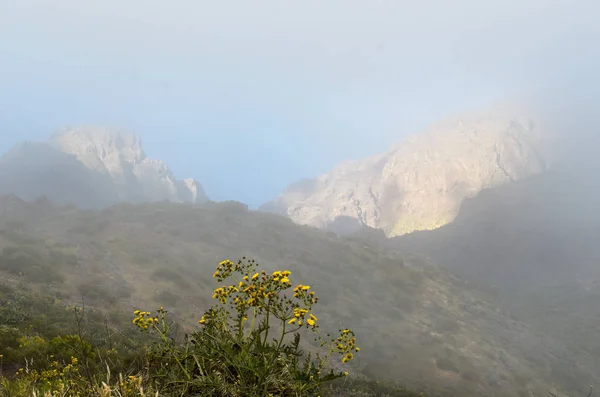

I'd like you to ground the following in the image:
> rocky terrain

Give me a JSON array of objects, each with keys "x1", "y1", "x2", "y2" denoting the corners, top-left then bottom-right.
[
  {"x1": 261, "y1": 104, "x2": 556, "y2": 236},
  {"x1": 0, "y1": 126, "x2": 207, "y2": 207}
]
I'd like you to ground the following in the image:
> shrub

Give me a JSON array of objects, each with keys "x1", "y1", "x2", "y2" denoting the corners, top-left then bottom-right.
[
  {"x1": 0, "y1": 246, "x2": 64, "y2": 284},
  {"x1": 0, "y1": 257, "x2": 426, "y2": 397},
  {"x1": 133, "y1": 257, "x2": 361, "y2": 396}
]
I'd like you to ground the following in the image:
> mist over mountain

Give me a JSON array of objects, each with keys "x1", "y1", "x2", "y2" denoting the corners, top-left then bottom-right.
[
  {"x1": 0, "y1": 126, "x2": 208, "y2": 208},
  {"x1": 261, "y1": 103, "x2": 556, "y2": 237},
  {"x1": 331, "y1": 112, "x2": 600, "y2": 390},
  {"x1": 0, "y1": 102, "x2": 598, "y2": 396},
  {"x1": 0, "y1": 196, "x2": 591, "y2": 396}
]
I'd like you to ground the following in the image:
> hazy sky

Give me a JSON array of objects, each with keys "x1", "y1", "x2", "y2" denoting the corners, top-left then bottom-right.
[{"x1": 1, "y1": 0, "x2": 598, "y2": 207}]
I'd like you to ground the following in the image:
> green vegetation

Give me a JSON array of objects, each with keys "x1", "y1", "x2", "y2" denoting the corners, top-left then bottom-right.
[
  {"x1": 0, "y1": 198, "x2": 586, "y2": 396},
  {"x1": 0, "y1": 258, "x2": 424, "y2": 397}
]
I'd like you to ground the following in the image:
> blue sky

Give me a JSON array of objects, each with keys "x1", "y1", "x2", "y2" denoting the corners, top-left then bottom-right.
[{"x1": 1, "y1": 0, "x2": 598, "y2": 207}]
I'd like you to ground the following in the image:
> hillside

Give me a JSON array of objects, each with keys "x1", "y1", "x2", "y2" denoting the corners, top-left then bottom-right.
[
  {"x1": 385, "y1": 165, "x2": 600, "y2": 289},
  {"x1": 261, "y1": 103, "x2": 555, "y2": 237},
  {"x1": 0, "y1": 126, "x2": 207, "y2": 208},
  {"x1": 0, "y1": 196, "x2": 586, "y2": 396},
  {"x1": 354, "y1": 163, "x2": 600, "y2": 388}
]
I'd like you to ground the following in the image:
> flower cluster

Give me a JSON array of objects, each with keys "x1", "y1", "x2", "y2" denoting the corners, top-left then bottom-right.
[
  {"x1": 212, "y1": 285, "x2": 240, "y2": 304},
  {"x1": 212, "y1": 259, "x2": 242, "y2": 282},
  {"x1": 331, "y1": 329, "x2": 359, "y2": 363},
  {"x1": 118, "y1": 374, "x2": 143, "y2": 396},
  {"x1": 288, "y1": 308, "x2": 318, "y2": 328},
  {"x1": 132, "y1": 257, "x2": 361, "y2": 397},
  {"x1": 132, "y1": 310, "x2": 159, "y2": 331},
  {"x1": 15, "y1": 356, "x2": 81, "y2": 392},
  {"x1": 293, "y1": 284, "x2": 318, "y2": 304},
  {"x1": 198, "y1": 307, "x2": 220, "y2": 325},
  {"x1": 205, "y1": 258, "x2": 360, "y2": 365},
  {"x1": 204, "y1": 258, "x2": 325, "y2": 335}
]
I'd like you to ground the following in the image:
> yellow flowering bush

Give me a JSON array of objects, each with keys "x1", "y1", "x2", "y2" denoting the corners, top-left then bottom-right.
[
  {"x1": 7, "y1": 356, "x2": 88, "y2": 397},
  {"x1": 135, "y1": 257, "x2": 360, "y2": 396}
]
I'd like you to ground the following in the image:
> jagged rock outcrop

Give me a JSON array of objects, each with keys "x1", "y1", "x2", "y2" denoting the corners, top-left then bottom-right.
[
  {"x1": 0, "y1": 126, "x2": 208, "y2": 208},
  {"x1": 261, "y1": 104, "x2": 555, "y2": 236}
]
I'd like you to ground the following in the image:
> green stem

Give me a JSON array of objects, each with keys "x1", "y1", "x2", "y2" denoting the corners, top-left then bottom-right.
[
  {"x1": 246, "y1": 307, "x2": 257, "y2": 342},
  {"x1": 262, "y1": 304, "x2": 271, "y2": 347},
  {"x1": 154, "y1": 323, "x2": 191, "y2": 382},
  {"x1": 276, "y1": 322, "x2": 286, "y2": 351}
]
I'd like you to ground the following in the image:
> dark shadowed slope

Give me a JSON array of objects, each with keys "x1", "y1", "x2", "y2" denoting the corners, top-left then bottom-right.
[{"x1": 374, "y1": 165, "x2": 600, "y2": 390}]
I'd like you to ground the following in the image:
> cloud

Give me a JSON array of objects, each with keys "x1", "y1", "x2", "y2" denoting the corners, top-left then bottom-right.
[{"x1": 1, "y1": 0, "x2": 599, "y2": 205}]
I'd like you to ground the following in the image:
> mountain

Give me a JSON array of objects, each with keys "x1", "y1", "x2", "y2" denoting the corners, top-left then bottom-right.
[
  {"x1": 0, "y1": 141, "x2": 121, "y2": 207},
  {"x1": 387, "y1": 169, "x2": 600, "y2": 289},
  {"x1": 0, "y1": 196, "x2": 588, "y2": 396},
  {"x1": 261, "y1": 104, "x2": 555, "y2": 237},
  {"x1": 376, "y1": 127, "x2": 600, "y2": 288},
  {"x1": 0, "y1": 126, "x2": 208, "y2": 208},
  {"x1": 345, "y1": 158, "x2": 600, "y2": 389}
]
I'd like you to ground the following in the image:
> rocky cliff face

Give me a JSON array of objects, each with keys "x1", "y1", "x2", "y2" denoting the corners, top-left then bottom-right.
[
  {"x1": 0, "y1": 126, "x2": 208, "y2": 207},
  {"x1": 262, "y1": 104, "x2": 555, "y2": 236}
]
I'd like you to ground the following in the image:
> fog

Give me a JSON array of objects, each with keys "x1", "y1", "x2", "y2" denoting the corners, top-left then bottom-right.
[
  {"x1": 2, "y1": 0, "x2": 600, "y2": 206},
  {"x1": 2, "y1": 2, "x2": 600, "y2": 395}
]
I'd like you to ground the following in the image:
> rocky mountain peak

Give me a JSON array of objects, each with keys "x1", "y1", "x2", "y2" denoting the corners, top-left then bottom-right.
[
  {"x1": 0, "y1": 126, "x2": 208, "y2": 207},
  {"x1": 49, "y1": 126, "x2": 146, "y2": 173},
  {"x1": 262, "y1": 104, "x2": 556, "y2": 237}
]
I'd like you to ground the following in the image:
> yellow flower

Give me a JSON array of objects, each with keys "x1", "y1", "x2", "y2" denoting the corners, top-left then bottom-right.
[
  {"x1": 282, "y1": 270, "x2": 291, "y2": 276},
  {"x1": 272, "y1": 271, "x2": 282, "y2": 278},
  {"x1": 288, "y1": 318, "x2": 297, "y2": 324},
  {"x1": 280, "y1": 276, "x2": 290, "y2": 283},
  {"x1": 213, "y1": 271, "x2": 220, "y2": 278},
  {"x1": 252, "y1": 273, "x2": 260, "y2": 280},
  {"x1": 306, "y1": 318, "x2": 315, "y2": 327},
  {"x1": 302, "y1": 285, "x2": 311, "y2": 291},
  {"x1": 309, "y1": 313, "x2": 318, "y2": 321},
  {"x1": 342, "y1": 353, "x2": 354, "y2": 363}
]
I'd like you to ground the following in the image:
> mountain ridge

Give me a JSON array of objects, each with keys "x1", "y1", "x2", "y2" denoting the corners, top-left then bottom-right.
[
  {"x1": 0, "y1": 126, "x2": 208, "y2": 207},
  {"x1": 261, "y1": 104, "x2": 556, "y2": 236}
]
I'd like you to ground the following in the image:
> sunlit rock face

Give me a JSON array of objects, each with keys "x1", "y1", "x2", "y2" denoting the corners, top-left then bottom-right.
[{"x1": 262, "y1": 104, "x2": 555, "y2": 236}]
